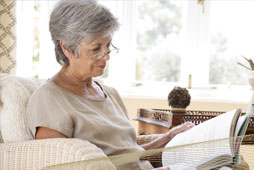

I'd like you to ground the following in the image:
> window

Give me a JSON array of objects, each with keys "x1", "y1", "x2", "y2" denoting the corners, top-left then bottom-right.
[
  {"x1": 208, "y1": 1, "x2": 254, "y2": 86},
  {"x1": 136, "y1": 1, "x2": 187, "y2": 83},
  {"x1": 16, "y1": 0, "x2": 254, "y2": 100}
]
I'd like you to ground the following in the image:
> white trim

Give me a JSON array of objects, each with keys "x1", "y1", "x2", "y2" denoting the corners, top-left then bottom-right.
[{"x1": 180, "y1": 0, "x2": 211, "y2": 87}]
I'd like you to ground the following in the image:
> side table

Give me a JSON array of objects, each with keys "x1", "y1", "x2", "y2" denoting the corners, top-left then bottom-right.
[{"x1": 134, "y1": 108, "x2": 254, "y2": 143}]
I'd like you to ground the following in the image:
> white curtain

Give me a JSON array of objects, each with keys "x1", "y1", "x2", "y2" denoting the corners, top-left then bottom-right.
[
  {"x1": 16, "y1": 0, "x2": 59, "y2": 78},
  {"x1": 16, "y1": 1, "x2": 34, "y2": 77},
  {"x1": 38, "y1": 1, "x2": 60, "y2": 79}
]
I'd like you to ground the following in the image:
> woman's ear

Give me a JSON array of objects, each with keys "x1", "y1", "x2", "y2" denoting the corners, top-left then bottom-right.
[{"x1": 59, "y1": 41, "x2": 72, "y2": 59}]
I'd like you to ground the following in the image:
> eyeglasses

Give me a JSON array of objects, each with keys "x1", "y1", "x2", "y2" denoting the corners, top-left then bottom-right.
[{"x1": 87, "y1": 43, "x2": 119, "y2": 60}]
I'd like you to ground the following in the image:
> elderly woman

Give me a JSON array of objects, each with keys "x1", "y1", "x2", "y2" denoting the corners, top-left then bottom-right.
[{"x1": 27, "y1": 0, "x2": 194, "y2": 169}]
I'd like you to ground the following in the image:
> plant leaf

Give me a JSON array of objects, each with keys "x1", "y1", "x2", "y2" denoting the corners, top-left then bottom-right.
[
  {"x1": 240, "y1": 55, "x2": 254, "y2": 70},
  {"x1": 241, "y1": 55, "x2": 250, "y2": 62},
  {"x1": 237, "y1": 62, "x2": 252, "y2": 70}
]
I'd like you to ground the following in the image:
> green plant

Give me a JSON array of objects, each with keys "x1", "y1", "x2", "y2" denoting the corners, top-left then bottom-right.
[
  {"x1": 168, "y1": 86, "x2": 191, "y2": 108},
  {"x1": 237, "y1": 56, "x2": 254, "y2": 70}
]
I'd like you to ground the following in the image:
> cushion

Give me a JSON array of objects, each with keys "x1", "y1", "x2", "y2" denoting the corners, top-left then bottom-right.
[{"x1": 0, "y1": 74, "x2": 45, "y2": 143}]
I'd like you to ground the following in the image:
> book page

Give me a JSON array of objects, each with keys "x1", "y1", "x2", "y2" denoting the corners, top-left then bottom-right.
[
  {"x1": 196, "y1": 154, "x2": 232, "y2": 170},
  {"x1": 234, "y1": 115, "x2": 247, "y2": 138},
  {"x1": 162, "y1": 138, "x2": 232, "y2": 169},
  {"x1": 162, "y1": 109, "x2": 240, "y2": 168},
  {"x1": 233, "y1": 115, "x2": 250, "y2": 164}
]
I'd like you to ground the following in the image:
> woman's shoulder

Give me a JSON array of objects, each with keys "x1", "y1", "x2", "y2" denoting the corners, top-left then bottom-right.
[
  {"x1": 95, "y1": 81, "x2": 118, "y2": 95},
  {"x1": 31, "y1": 80, "x2": 63, "y2": 98}
]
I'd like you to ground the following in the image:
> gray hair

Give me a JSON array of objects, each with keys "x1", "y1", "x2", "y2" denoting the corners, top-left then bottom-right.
[{"x1": 49, "y1": 0, "x2": 120, "y2": 65}]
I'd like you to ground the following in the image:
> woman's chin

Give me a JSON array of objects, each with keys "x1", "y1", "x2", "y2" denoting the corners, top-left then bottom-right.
[{"x1": 94, "y1": 70, "x2": 104, "y2": 77}]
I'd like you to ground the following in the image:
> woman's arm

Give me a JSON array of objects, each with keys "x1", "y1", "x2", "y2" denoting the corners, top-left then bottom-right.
[
  {"x1": 141, "y1": 122, "x2": 194, "y2": 150},
  {"x1": 36, "y1": 127, "x2": 68, "y2": 139}
]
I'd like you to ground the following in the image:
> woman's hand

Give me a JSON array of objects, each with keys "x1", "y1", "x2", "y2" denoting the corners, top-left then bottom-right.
[
  {"x1": 141, "y1": 122, "x2": 195, "y2": 150},
  {"x1": 165, "y1": 122, "x2": 195, "y2": 140}
]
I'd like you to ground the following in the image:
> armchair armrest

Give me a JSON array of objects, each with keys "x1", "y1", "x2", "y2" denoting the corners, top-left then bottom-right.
[
  {"x1": 137, "y1": 134, "x2": 164, "y2": 168},
  {"x1": 137, "y1": 134, "x2": 164, "y2": 145},
  {"x1": 0, "y1": 138, "x2": 116, "y2": 170}
]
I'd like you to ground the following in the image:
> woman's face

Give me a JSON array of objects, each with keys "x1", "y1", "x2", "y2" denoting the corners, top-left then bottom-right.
[{"x1": 69, "y1": 36, "x2": 112, "y2": 79}]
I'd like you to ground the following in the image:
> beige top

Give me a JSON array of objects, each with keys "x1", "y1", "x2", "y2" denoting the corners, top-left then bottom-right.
[{"x1": 27, "y1": 80, "x2": 152, "y2": 169}]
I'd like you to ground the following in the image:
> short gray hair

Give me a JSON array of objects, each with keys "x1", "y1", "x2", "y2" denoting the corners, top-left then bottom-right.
[{"x1": 49, "y1": 0, "x2": 120, "y2": 65}]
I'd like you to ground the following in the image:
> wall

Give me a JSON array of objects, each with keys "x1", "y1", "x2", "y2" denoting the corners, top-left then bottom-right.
[{"x1": 122, "y1": 97, "x2": 249, "y2": 131}]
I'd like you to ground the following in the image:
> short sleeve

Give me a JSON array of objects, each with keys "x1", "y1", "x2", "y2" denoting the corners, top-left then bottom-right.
[
  {"x1": 26, "y1": 85, "x2": 73, "y2": 138},
  {"x1": 106, "y1": 86, "x2": 129, "y2": 119}
]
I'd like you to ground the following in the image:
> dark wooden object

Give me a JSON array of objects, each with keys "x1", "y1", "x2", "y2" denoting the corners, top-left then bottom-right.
[{"x1": 134, "y1": 108, "x2": 254, "y2": 143}]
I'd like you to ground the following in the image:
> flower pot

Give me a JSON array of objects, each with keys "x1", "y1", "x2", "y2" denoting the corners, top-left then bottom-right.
[{"x1": 170, "y1": 107, "x2": 186, "y2": 114}]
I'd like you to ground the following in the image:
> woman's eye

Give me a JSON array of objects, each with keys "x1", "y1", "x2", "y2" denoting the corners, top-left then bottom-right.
[
  {"x1": 92, "y1": 47, "x2": 100, "y2": 52},
  {"x1": 106, "y1": 43, "x2": 111, "y2": 49}
]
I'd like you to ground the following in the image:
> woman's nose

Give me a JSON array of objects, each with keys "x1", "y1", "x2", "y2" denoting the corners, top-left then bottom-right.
[
  {"x1": 103, "y1": 52, "x2": 110, "y2": 60},
  {"x1": 100, "y1": 51, "x2": 110, "y2": 60}
]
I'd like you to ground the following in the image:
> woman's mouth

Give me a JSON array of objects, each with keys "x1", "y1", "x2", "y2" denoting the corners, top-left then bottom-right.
[{"x1": 97, "y1": 65, "x2": 106, "y2": 69}]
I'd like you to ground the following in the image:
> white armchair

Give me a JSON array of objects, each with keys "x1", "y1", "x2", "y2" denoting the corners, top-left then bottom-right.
[
  {"x1": 0, "y1": 138, "x2": 116, "y2": 170},
  {"x1": 0, "y1": 74, "x2": 162, "y2": 170},
  {"x1": 0, "y1": 74, "x2": 116, "y2": 169}
]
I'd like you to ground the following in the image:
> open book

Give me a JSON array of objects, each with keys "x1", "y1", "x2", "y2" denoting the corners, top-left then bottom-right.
[{"x1": 162, "y1": 108, "x2": 250, "y2": 170}]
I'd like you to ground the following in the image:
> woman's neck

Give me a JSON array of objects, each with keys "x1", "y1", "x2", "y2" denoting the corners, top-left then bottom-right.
[
  {"x1": 51, "y1": 65, "x2": 105, "y2": 99},
  {"x1": 52, "y1": 65, "x2": 92, "y2": 89}
]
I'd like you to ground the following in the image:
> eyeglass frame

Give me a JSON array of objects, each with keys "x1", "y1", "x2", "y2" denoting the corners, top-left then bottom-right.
[{"x1": 80, "y1": 43, "x2": 119, "y2": 60}]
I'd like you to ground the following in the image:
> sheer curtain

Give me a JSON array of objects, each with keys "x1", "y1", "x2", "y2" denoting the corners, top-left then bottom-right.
[
  {"x1": 16, "y1": 1, "x2": 34, "y2": 77},
  {"x1": 16, "y1": 0, "x2": 58, "y2": 78},
  {"x1": 38, "y1": 1, "x2": 60, "y2": 79}
]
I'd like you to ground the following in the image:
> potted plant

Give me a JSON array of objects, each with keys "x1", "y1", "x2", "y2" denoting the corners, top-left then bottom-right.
[
  {"x1": 167, "y1": 86, "x2": 191, "y2": 114},
  {"x1": 237, "y1": 56, "x2": 254, "y2": 89}
]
